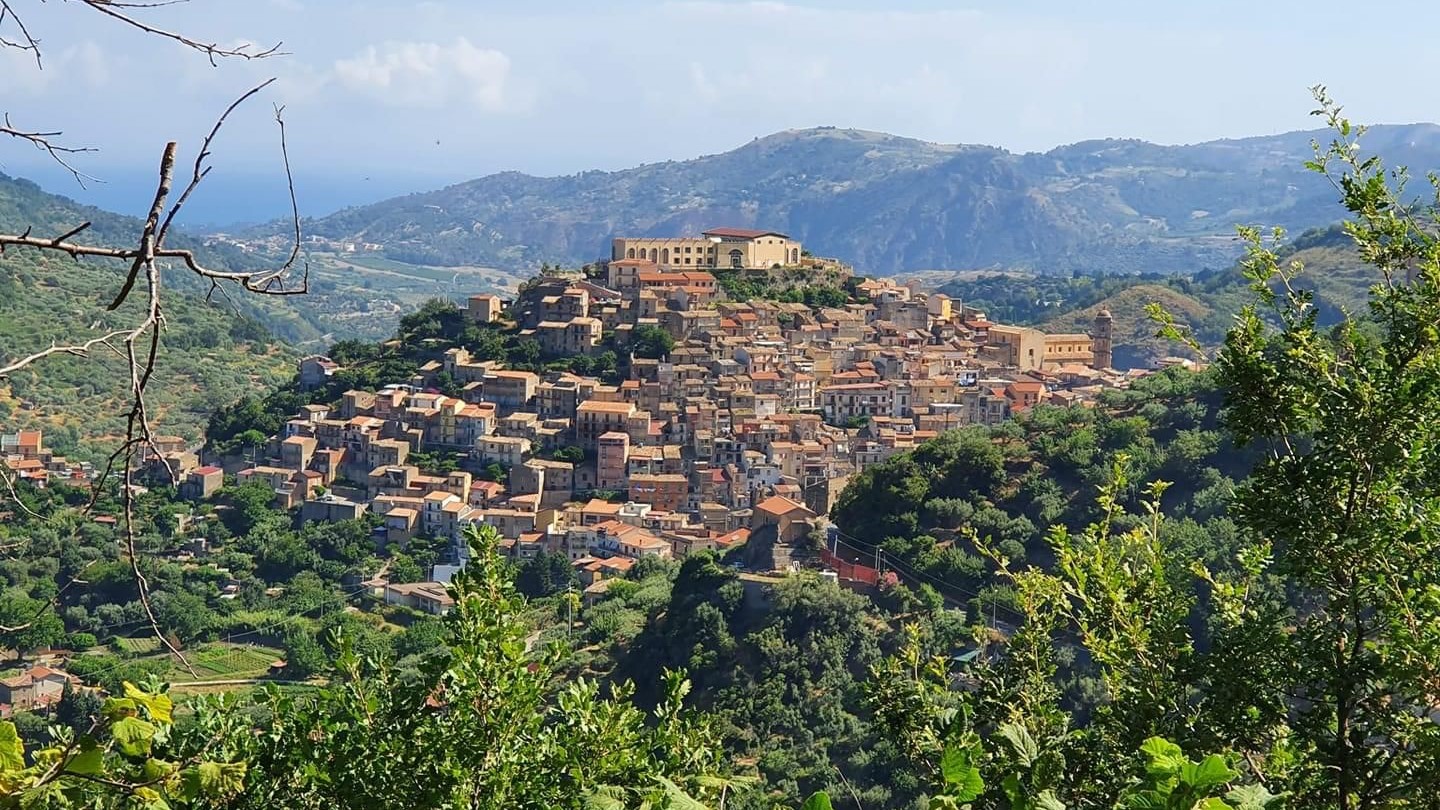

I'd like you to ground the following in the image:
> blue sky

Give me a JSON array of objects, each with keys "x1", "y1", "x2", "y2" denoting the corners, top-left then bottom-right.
[{"x1": 4, "y1": 0, "x2": 1438, "y2": 223}]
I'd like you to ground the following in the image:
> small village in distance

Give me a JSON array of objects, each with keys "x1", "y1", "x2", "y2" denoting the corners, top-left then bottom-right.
[{"x1": 3, "y1": 225, "x2": 1188, "y2": 649}]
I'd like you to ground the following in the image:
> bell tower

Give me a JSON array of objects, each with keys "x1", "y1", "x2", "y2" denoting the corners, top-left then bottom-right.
[{"x1": 1091, "y1": 309, "x2": 1114, "y2": 371}]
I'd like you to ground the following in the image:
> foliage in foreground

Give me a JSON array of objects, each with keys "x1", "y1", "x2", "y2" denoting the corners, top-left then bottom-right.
[{"x1": 0, "y1": 525, "x2": 731, "y2": 809}]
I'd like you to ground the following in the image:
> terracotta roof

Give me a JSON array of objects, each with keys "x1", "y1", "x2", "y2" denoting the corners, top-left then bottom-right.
[
  {"x1": 755, "y1": 495, "x2": 813, "y2": 516},
  {"x1": 703, "y1": 227, "x2": 789, "y2": 239}
]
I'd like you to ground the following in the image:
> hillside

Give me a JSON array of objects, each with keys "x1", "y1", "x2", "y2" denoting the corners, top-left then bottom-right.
[
  {"x1": 0, "y1": 176, "x2": 301, "y2": 458},
  {"x1": 936, "y1": 224, "x2": 1375, "y2": 368},
  {"x1": 1039, "y1": 285, "x2": 1216, "y2": 369},
  {"x1": 279, "y1": 123, "x2": 1440, "y2": 275}
]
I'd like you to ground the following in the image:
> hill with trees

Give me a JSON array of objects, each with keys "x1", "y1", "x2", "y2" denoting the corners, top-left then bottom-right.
[{"x1": 935, "y1": 224, "x2": 1377, "y2": 368}]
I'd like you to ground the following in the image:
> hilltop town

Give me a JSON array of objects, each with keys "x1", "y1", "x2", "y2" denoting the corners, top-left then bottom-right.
[{"x1": 4, "y1": 227, "x2": 1188, "y2": 612}]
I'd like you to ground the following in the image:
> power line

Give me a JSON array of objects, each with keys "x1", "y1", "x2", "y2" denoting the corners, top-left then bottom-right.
[{"x1": 825, "y1": 525, "x2": 1026, "y2": 624}]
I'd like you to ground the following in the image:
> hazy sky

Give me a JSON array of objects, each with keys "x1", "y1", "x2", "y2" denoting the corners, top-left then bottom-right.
[{"x1": 5, "y1": 0, "x2": 1440, "y2": 223}]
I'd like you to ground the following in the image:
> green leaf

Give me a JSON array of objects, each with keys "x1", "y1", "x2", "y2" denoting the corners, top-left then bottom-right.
[
  {"x1": 1001, "y1": 772, "x2": 1024, "y2": 804},
  {"x1": 998, "y1": 721, "x2": 1040, "y2": 767},
  {"x1": 1035, "y1": 790, "x2": 1067, "y2": 810},
  {"x1": 581, "y1": 788, "x2": 627, "y2": 810},
  {"x1": 62, "y1": 738, "x2": 103, "y2": 775},
  {"x1": 134, "y1": 785, "x2": 172, "y2": 810},
  {"x1": 1225, "y1": 783, "x2": 1283, "y2": 809},
  {"x1": 939, "y1": 744, "x2": 984, "y2": 802},
  {"x1": 124, "y1": 681, "x2": 174, "y2": 725},
  {"x1": 101, "y1": 697, "x2": 137, "y2": 720},
  {"x1": 110, "y1": 716, "x2": 157, "y2": 758},
  {"x1": 1196, "y1": 799, "x2": 1234, "y2": 810},
  {"x1": 650, "y1": 775, "x2": 707, "y2": 810},
  {"x1": 180, "y1": 761, "x2": 247, "y2": 801},
  {"x1": 1139, "y1": 737, "x2": 1186, "y2": 778},
  {"x1": 802, "y1": 792, "x2": 834, "y2": 810},
  {"x1": 1180, "y1": 755, "x2": 1235, "y2": 791},
  {"x1": 0, "y1": 722, "x2": 23, "y2": 772}
]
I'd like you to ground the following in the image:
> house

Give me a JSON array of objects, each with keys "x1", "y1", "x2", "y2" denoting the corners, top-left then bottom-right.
[
  {"x1": 0, "y1": 665, "x2": 81, "y2": 711},
  {"x1": 384, "y1": 581, "x2": 455, "y2": 615},
  {"x1": 611, "y1": 228, "x2": 802, "y2": 270},
  {"x1": 627, "y1": 473, "x2": 689, "y2": 513},
  {"x1": 181, "y1": 465, "x2": 224, "y2": 500},
  {"x1": 300, "y1": 493, "x2": 368, "y2": 523},
  {"x1": 298, "y1": 355, "x2": 340, "y2": 391},
  {"x1": 751, "y1": 495, "x2": 817, "y2": 544},
  {"x1": 468, "y1": 293, "x2": 503, "y2": 323}
]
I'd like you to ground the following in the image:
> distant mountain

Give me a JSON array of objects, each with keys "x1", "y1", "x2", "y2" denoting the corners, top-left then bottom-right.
[{"x1": 282, "y1": 124, "x2": 1440, "y2": 275}]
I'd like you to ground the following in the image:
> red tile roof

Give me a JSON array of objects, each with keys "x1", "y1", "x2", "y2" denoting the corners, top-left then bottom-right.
[{"x1": 703, "y1": 227, "x2": 789, "y2": 239}]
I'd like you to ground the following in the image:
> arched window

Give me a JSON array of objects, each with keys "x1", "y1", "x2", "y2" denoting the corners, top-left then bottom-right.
[
  {"x1": 650, "y1": 248, "x2": 658, "y2": 262},
  {"x1": 729, "y1": 249, "x2": 744, "y2": 269},
  {"x1": 627, "y1": 248, "x2": 635, "y2": 259},
  {"x1": 660, "y1": 248, "x2": 670, "y2": 266},
  {"x1": 791, "y1": 247, "x2": 799, "y2": 263}
]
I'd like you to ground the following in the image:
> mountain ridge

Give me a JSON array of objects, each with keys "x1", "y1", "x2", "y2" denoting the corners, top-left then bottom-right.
[{"x1": 276, "y1": 122, "x2": 1440, "y2": 275}]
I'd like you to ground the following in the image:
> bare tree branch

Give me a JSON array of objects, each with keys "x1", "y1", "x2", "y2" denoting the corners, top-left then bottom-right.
[
  {"x1": 0, "y1": 0, "x2": 302, "y2": 663},
  {"x1": 0, "y1": 78, "x2": 305, "y2": 663},
  {"x1": 0, "y1": 1, "x2": 41, "y2": 66},
  {"x1": 158, "y1": 78, "x2": 277, "y2": 243},
  {"x1": 0, "y1": 113, "x2": 99, "y2": 184},
  {"x1": 0, "y1": 329, "x2": 129, "y2": 377},
  {"x1": 80, "y1": 0, "x2": 283, "y2": 65}
]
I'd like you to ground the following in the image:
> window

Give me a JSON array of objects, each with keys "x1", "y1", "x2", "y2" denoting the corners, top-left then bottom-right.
[
  {"x1": 729, "y1": 249, "x2": 744, "y2": 269},
  {"x1": 627, "y1": 248, "x2": 636, "y2": 259}
]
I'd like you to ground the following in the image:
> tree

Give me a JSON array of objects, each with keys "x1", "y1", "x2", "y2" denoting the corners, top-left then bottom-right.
[
  {"x1": 515, "y1": 552, "x2": 577, "y2": 599},
  {"x1": 1203, "y1": 90, "x2": 1440, "y2": 809},
  {"x1": 631, "y1": 325, "x2": 675, "y2": 359},
  {"x1": 283, "y1": 629, "x2": 328, "y2": 679},
  {"x1": 0, "y1": 589, "x2": 65, "y2": 653},
  {"x1": 552, "y1": 445, "x2": 586, "y2": 464},
  {"x1": 153, "y1": 590, "x2": 215, "y2": 644},
  {"x1": 388, "y1": 553, "x2": 425, "y2": 585},
  {"x1": 54, "y1": 681, "x2": 104, "y2": 731},
  {"x1": 189, "y1": 525, "x2": 732, "y2": 808},
  {"x1": 394, "y1": 617, "x2": 448, "y2": 661}
]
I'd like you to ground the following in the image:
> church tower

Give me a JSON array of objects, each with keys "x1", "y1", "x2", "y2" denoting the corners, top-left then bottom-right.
[{"x1": 1090, "y1": 309, "x2": 1114, "y2": 371}]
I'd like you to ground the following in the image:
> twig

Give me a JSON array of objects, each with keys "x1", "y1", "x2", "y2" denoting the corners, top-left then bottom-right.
[
  {"x1": 1, "y1": 113, "x2": 99, "y2": 185},
  {"x1": 80, "y1": 0, "x2": 284, "y2": 66},
  {"x1": 0, "y1": 464, "x2": 45, "y2": 521},
  {"x1": 0, "y1": 1, "x2": 41, "y2": 67},
  {"x1": 159, "y1": 77, "x2": 276, "y2": 243}
]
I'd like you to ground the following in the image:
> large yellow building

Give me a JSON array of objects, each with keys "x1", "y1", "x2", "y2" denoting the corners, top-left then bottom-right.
[{"x1": 611, "y1": 228, "x2": 802, "y2": 270}]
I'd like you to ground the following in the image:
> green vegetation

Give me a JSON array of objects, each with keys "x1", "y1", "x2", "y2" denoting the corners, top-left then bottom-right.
[
  {"x1": 13, "y1": 102, "x2": 1440, "y2": 809},
  {"x1": 0, "y1": 244, "x2": 294, "y2": 458},
  {"x1": 713, "y1": 269, "x2": 853, "y2": 308},
  {"x1": 630, "y1": 324, "x2": 676, "y2": 359},
  {"x1": 940, "y1": 225, "x2": 1377, "y2": 369},
  {"x1": 835, "y1": 366, "x2": 1251, "y2": 616}
]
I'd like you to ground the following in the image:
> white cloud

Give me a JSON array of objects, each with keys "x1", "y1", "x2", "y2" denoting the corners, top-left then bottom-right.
[
  {"x1": 331, "y1": 38, "x2": 514, "y2": 111},
  {"x1": 2, "y1": 41, "x2": 111, "y2": 97}
]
